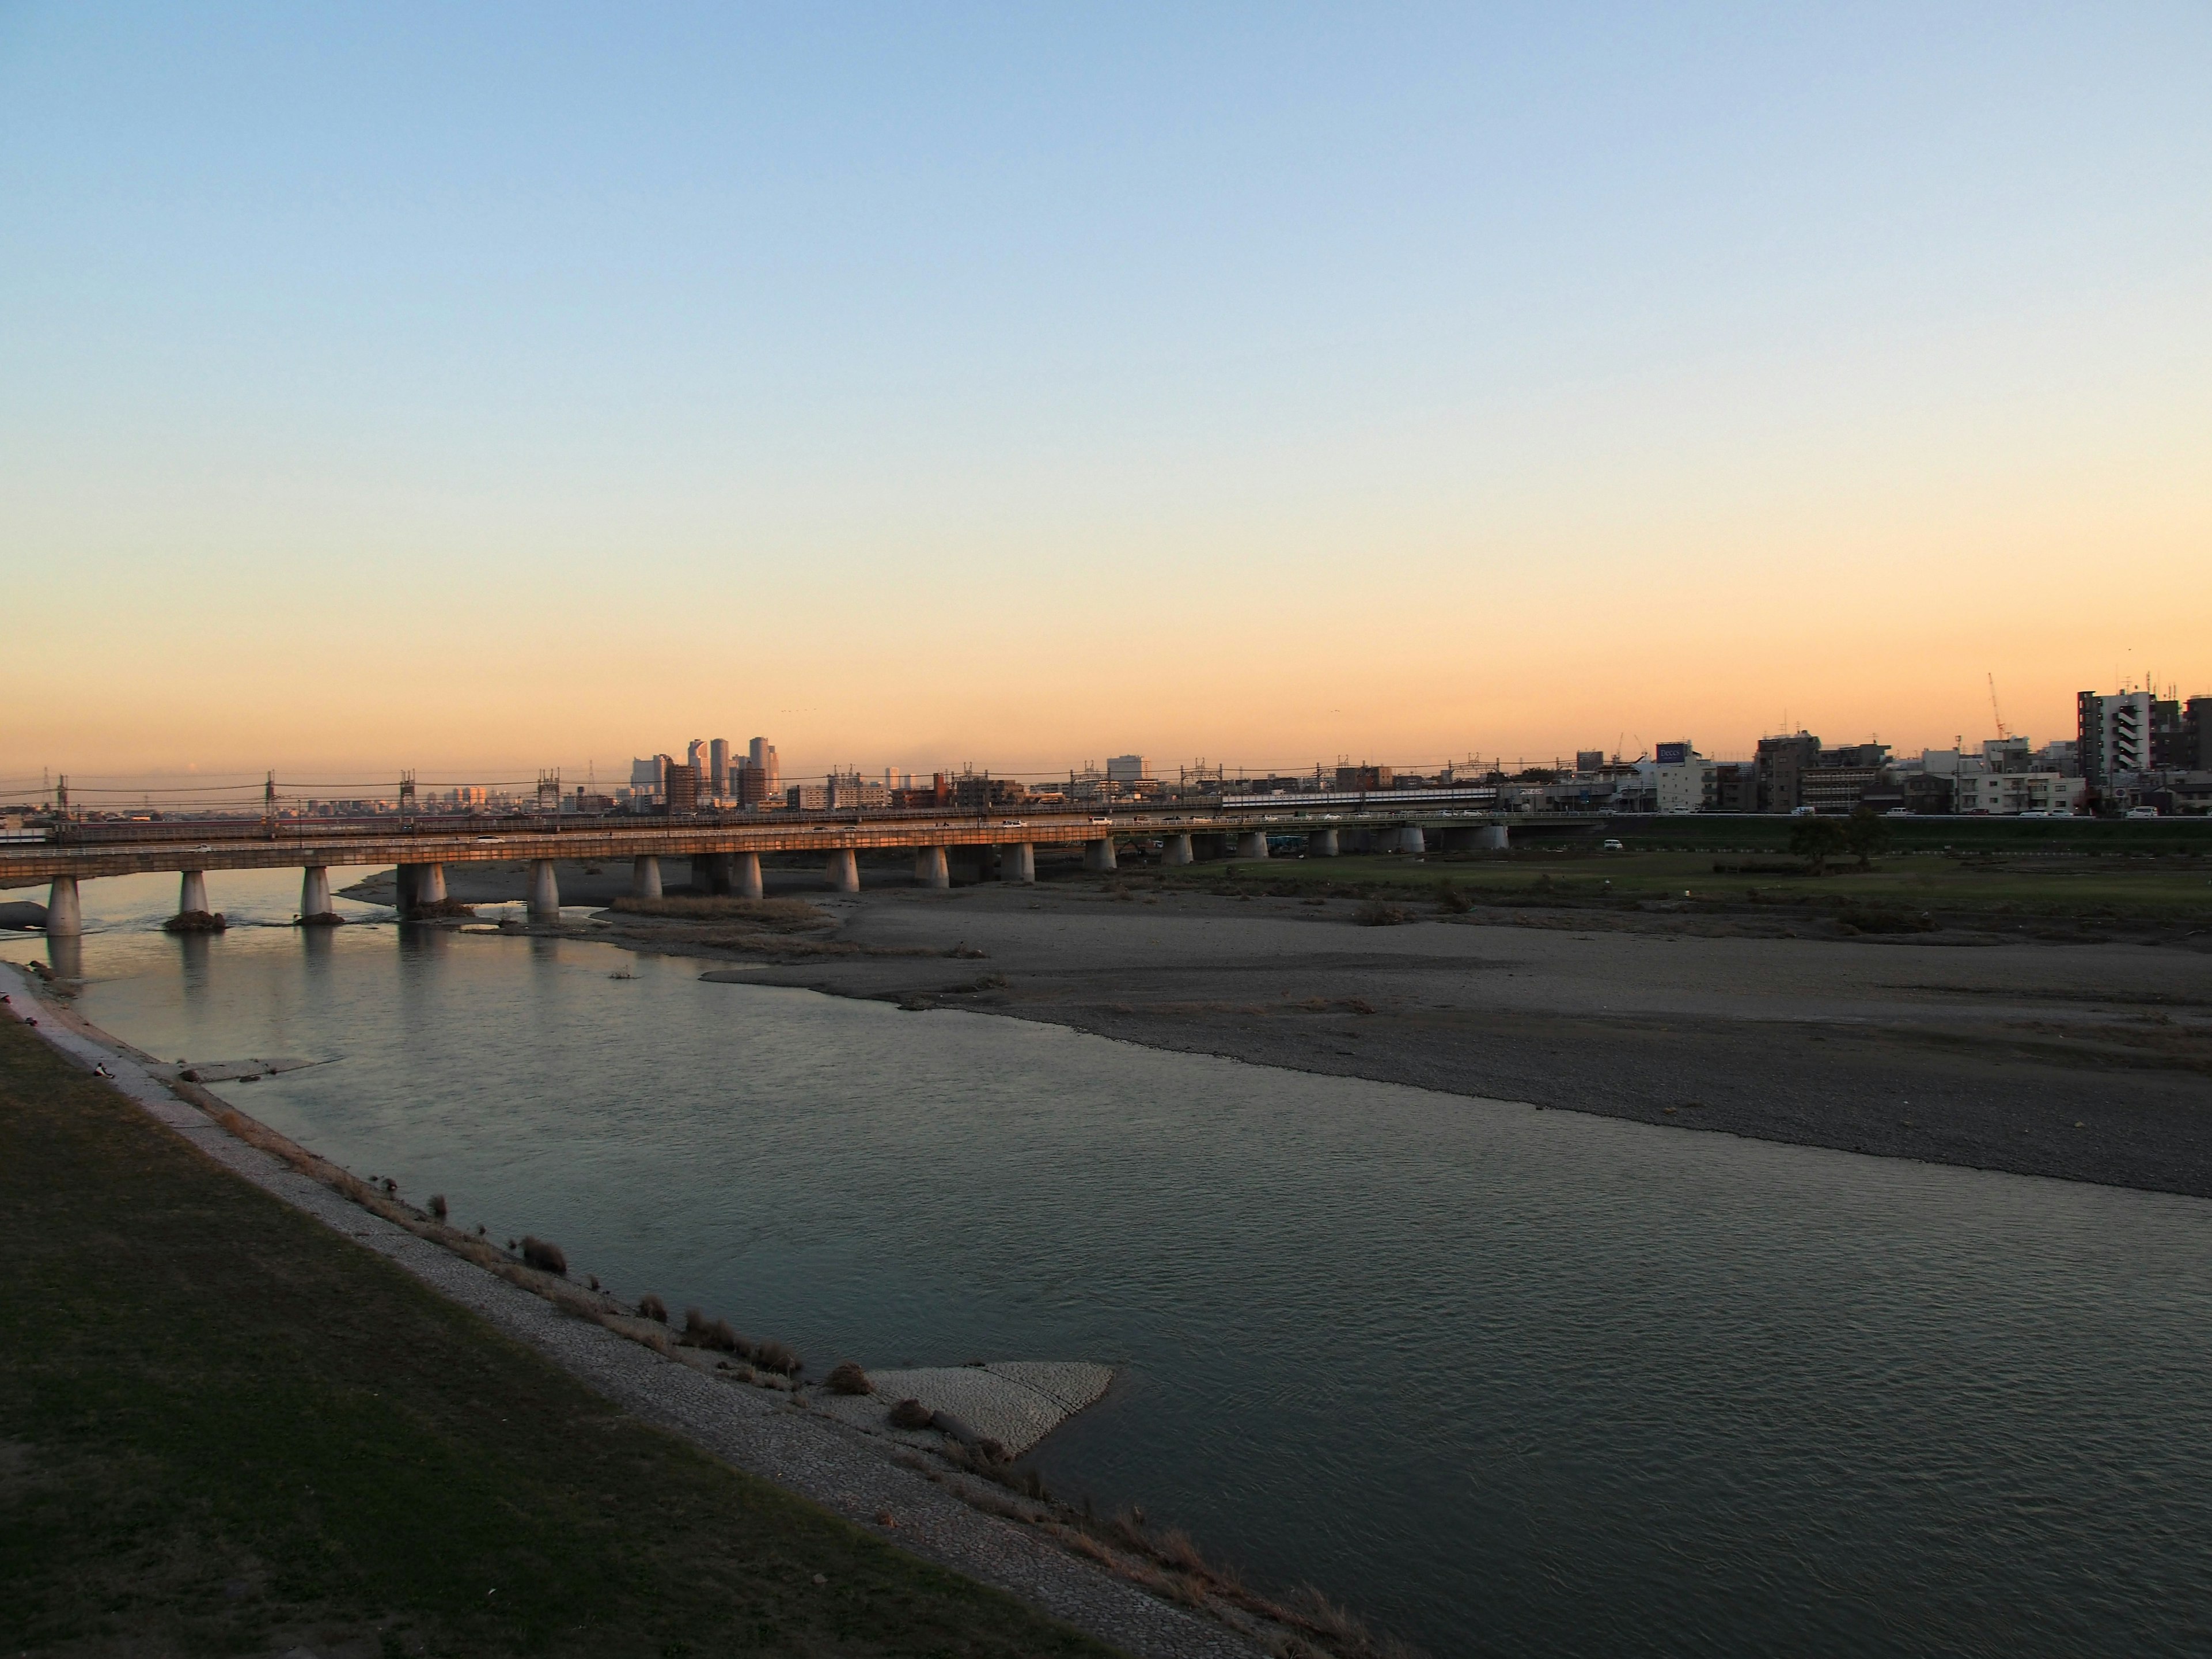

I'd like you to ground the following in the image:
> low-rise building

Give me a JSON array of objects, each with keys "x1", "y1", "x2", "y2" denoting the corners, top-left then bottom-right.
[{"x1": 1952, "y1": 771, "x2": 2085, "y2": 816}]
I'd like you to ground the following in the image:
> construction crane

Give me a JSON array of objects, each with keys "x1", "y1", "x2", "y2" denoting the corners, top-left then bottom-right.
[{"x1": 1987, "y1": 673, "x2": 2010, "y2": 741}]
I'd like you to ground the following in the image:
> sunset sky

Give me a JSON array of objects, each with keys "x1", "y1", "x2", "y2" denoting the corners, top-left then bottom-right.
[{"x1": 5, "y1": 4, "x2": 2208, "y2": 795}]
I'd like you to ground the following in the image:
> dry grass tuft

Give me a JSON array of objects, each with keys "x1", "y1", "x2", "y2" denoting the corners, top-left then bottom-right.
[
  {"x1": 637, "y1": 1291, "x2": 667, "y2": 1323},
  {"x1": 825, "y1": 1359, "x2": 873, "y2": 1396},
  {"x1": 426, "y1": 1192, "x2": 447, "y2": 1220},
  {"x1": 752, "y1": 1337, "x2": 801, "y2": 1375},
  {"x1": 1354, "y1": 902, "x2": 1412, "y2": 927},
  {"x1": 887, "y1": 1397, "x2": 934, "y2": 1430},
  {"x1": 519, "y1": 1236, "x2": 567, "y2": 1276}
]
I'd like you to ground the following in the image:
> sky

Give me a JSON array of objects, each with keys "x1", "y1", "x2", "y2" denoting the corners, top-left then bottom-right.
[{"x1": 4, "y1": 2, "x2": 2209, "y2": 797}]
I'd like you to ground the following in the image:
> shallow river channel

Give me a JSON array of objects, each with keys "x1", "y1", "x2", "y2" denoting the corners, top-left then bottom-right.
[{"x1": 10, "y1": 867, "x2": 2212, "y2": 1656}]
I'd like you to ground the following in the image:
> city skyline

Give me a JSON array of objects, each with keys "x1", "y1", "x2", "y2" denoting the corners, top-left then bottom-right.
[{"x1": 5, "y1": 5, "x2": 2208, "y2": 778}]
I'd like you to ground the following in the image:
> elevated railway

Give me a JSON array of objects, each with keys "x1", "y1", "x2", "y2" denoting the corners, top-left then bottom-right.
[{"x1": 3, "y1": 797, "x2": 1598, "y2": 935}]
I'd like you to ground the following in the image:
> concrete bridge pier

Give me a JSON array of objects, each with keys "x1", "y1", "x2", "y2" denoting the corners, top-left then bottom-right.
[
  {"x1": 698, "y1": 853, "x2": 734, "y2": 896},
  {"x1": 419, "y1": 865, "x2": 448, "y2": 903},
  {"x1": 1162, "y1": 834, "x2": 1193, "y2": 866},
  {"x1": 1306, "y1": 829, "x2": 1339, "y2": 857},
  {"x1": 827, "y1": 849, "x2": 860, "y2": 892},
  {"x1": 44, "y1": 877, "x2": 82, "y2": 937},
  {"x1": 734, "y1": 852, "x2": 763, "y2": 900},
  {"x1": 179, "y1": 870, "x2": 210, "y2": 915},
  {"x1": 299, "y1": 866, "x2": 338, "y2": 923},
  {"x1": 914, "y1": 846, "x2": 950, "y2": 889},
  {"x1": 1084, "y1": 838, "x2": 1118, "y2": 873},
  {"x1": 1001, "y1": 842, "x2": 1036, "y2": 883},
  {"x1": 393, "y1": 864, "x2": 421, "y2": 914},
  {"x1": 631, "y1": 856, "x2": 662, "y2": 900},
  {"x1": 1475, "y1": 824, "x2": 1509, "y2": 851},
  {"x1": 527, "y1": 860, "x2": 560, "y2": 921},
  {"x1": 1234, "y1": 831, "x2": 1270, "y2": 860},
  {"x1": 1394, "y1": 827, "x2": 1426, "y2": 855}
]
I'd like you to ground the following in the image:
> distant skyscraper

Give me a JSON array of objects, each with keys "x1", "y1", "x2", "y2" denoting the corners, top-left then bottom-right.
[
  {"x1": 1105, "y1": 754, "x2": 1150, "y2": 784},
  {"x1": 749, "y1": 737, "x2": 779, "y2": 796},
  {"x1": 709, "y1": 737, "x2": 730, "y2": 796}
]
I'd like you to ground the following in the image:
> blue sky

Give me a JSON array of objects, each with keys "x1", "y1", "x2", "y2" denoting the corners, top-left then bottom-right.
[{"x1": 5, "y1": 3, "x2": 2207, "y2": 784}]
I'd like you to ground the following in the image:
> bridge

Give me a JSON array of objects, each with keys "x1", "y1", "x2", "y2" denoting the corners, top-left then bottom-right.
[{"x1": 4, "y1": 799, "x2": 1599, "y2": 935}]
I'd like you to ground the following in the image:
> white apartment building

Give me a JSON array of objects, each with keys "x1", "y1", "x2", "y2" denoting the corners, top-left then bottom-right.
[
  {"x1": 1640, "y1": 743, "x2": 1714, "y2": 813},
  {"x1": 1952, "y1": 772, "x2": 2085, "y2": 815}
]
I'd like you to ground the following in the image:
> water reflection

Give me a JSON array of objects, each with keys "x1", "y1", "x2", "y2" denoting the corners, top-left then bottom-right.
[{"x1": 43, "y1": 933, "x2": 83, "y2": 985}]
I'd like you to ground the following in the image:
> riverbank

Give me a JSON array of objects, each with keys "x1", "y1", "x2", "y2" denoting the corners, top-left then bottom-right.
[
  {"x1": 468, "y1": 874, "x2": 2212, "y2": 1200},
  {"x1": 0, "y1": 968, "x2": 1283, "y2": 1659}
]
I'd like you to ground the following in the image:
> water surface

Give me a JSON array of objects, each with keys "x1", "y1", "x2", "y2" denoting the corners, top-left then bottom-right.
[{"x1": 10, "y1": 868, "x2": 2211, "y2": 1657}]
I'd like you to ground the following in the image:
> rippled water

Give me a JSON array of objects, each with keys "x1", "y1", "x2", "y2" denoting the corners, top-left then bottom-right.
[{"x1": 9, "y1": 868, "x2": 2212, "y2": 1656}]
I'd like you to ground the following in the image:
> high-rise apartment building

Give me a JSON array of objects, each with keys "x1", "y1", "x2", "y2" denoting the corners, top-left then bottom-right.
[
  {"x1": 664, "y1": 762, "x2": 701, "y2": 815},
  {"x1": 2078, "y1": 691, "x2": 2153, "y2": 785},
  {"x1": 1106, "y1": 755, "x2": 1149, "y2": 785},
  {"x1": 709, "y1": 738, "x2": 730, "y2": 797},
  {"x1": 1755, "y1": 733, "x2": 1821, "y2": 813},
  {"x1": 2151, "y1": 700, "x2": 2187, "y2": 770},
  {"x1": 748, "y1": 738, "x2": 780, "y2": 796}
]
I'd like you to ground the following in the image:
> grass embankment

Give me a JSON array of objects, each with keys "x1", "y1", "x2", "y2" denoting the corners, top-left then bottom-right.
[
  {"x1": 0, "y1": 1018, "x2": 1116, "y2": 1659},
  {"x1": 1158, "y1": 849, "x2": 2212, "y2": 926}
]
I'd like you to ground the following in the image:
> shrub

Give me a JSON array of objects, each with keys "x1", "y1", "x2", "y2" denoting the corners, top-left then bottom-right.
[
  {"x1": 638, "y1": 1292, "x2": 668, "y2": 1323},
  {"x1": 1789, "y1": 815, "x2": 1849, "y2": 875},
  {"x1": 427, "y1": 1193, "x2": 447, "y2": 1221},
  {"x1": 683, "y1": 1306, "x2": 710, "y2": 1340},
  {"x1": 825, "y1": 1359, "x2": 874, "y2": 1396},
  {"x1": 1434, "y1": 880, "x2": 1471, "y2": 914},
  {"x1": 888, "y1": 1397, "x2": 934, "y2": 1430},
  {"x1": 520, "y1": 1236, "x2": 567, "y2": 1276}
]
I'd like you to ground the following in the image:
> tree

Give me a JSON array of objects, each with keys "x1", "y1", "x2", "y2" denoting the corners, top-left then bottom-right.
[
  {"x1": 1843, "y1": 805, "x2": 1890, "y2": 869},
  {"x1": 1789, "y1": 815, "x2": 1849, "y2": 876}
]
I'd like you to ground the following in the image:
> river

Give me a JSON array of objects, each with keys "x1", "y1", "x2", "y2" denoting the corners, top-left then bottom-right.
[{"x1": 8, "y1": 866, "x2": 2211, "y2": 1656}]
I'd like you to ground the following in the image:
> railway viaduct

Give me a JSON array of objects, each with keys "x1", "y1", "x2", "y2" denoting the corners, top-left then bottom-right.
[{"x1": 6, "y1": 802, "x2": 1585, "y2": 936}]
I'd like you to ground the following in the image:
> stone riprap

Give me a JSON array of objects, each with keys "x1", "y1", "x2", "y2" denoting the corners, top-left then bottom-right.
[{"x1": 815, "y1": 1362, "x2": 1113, "y2": 1457}]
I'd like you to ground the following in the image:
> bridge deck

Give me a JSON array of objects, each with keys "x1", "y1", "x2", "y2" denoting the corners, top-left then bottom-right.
[{"x1": 0, "y1": 809, "x2": 1596, "y2": 882}]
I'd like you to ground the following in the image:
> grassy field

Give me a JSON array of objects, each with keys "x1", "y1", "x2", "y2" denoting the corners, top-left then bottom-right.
[
  {"x1": 1157, "y1": 847, "x2": 2212, "y2": 925},
  {"x1": 0, "y1": 1018, "x2": 1117, "y2": 1659}
]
